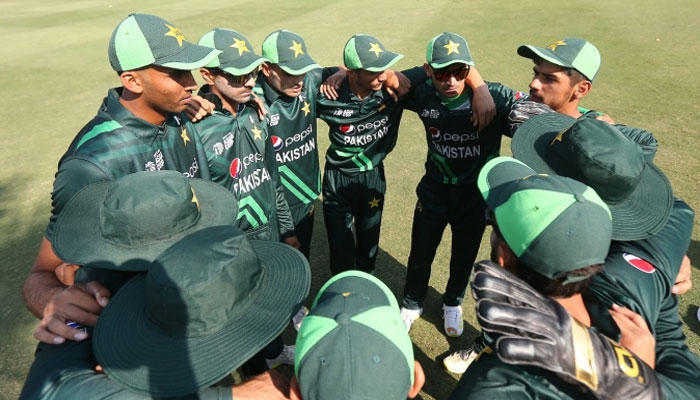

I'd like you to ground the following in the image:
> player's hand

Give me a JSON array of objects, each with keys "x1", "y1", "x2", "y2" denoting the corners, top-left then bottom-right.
[
  {"x1": 248, "y1": 93, "x2": 269, "y2": 121},
  {"x1": 33, "y1": 281, "x2": 110, "y2": 345},
  {"x1": 185, "y1": 94, "x2": 215, "y2": 122},
  {"x1": 233, "y1": 370, "x2": 290, "y2": 400},
  {"x1": 55, "y1": 263, "x2": 80, "y2": 286},
  {"x1": 507, "y1": 100, "x2": 554, "y2": 135},
  {"x1": 672, "y1": 255, "x2": 692, "y2": 295},
  {"x1": 320, "y1": 68, "x2": 347, "y2": 100},
  {"x1": 383, "y1": 69, "x2": 411, "y2": 102},
  {"x1": 471, "y1": 260, "x2": 662, "y2": 400},
  {"x1": 609, "y1": 304, "x2": 655, "y2": 368},
  {"x1": 283, "y1": 235, "x2": 301, "y2": 250},
  {"x1": 596, "y1": 113, "x2": 616, "y2": 124},
  {"x1": 470, "y1": 84, "x2": 496, "y2": 131}
]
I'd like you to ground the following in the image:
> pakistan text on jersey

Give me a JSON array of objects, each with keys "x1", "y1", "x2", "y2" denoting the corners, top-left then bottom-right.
[
  {"x1": 342, "y1": 127, "x2": 388, "y2": 146},
  {"x1": 233, "y1": 168, "x2": 272, "y2": 195},
  {"x1": 433, "y1": 144, "x2": 481, "y2": 159},
  {"x1": 276, "y1": 138, "x2": 316, "y2": 164}
]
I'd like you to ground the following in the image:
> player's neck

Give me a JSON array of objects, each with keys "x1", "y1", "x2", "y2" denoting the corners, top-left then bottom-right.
[
  {"x1": 555, "y1": 294, "x2": 591, "y2": 327},
  {"x1": 212, "y1": 88, "x2": 239, "y2": 116},
  {"x1": 119, "y1": 90, "x2": 167, "y2": 125},
  {"x1": 557, "y1": 101, "x2": 583, "y2": 119},
  {"x1": 348, "y1": 77, "x2": 372, "y2": 100}
]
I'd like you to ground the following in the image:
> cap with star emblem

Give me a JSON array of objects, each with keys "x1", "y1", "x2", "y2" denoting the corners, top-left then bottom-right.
[
  {"x1": 343, "y1": 34, "x2": 403, "y2": 72},
  {"x1": 517, "y1": 37, "x2": 601, "y2": 81},
  {"x1": 198, "y1": 28, "x2": 268, "y2": 75},
  {"x1": 511, "y1": 113, "x2": 673, "y2": 241},
  {"x1": 262, "y1": 30, "x2": 320, "y2": 75},
  {"x1": 426, "y1": 32, "x2": 474, "y2": 69},
  {"x1": 295, "y1": 270, "x2": 415, "y2": 400},
  {"x1": 478, "y1": 156, "x2": 612, "y2": 282},
  {"x1": 108, "y1": 13, "x2": 221, "y2": 72},
  {"x1": 52, "y1": 170, "x2": 239, "y2": 271}
]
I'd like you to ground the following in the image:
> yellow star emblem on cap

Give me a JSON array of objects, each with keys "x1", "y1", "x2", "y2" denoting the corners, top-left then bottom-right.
[
  {"x1": 550, "y1": 128, "x2": 568, "y2": 144},
  {"x1": 252, "y1": 125, "x2": 263, "y2": 140},
  {"x1": 547, "y1": 40, "x2": 567, "y2": 51},
  {"x1": 301, "y1": 101, "x2": 311, "y2": 116},
  {"x1": 181, "y1": 128, "x2": 190, "y2": 146},
  {"x1": 368, "y1": 197, "x2": 381, "y2": 208},
  {"x1": 231, "y1": 37, "x2": 250, "y2": 56},
  {"x1": 289, "y1": 40, "x2": 304, "y2": 58},
  {"x1": 443, "y1": 40, "x2": 461, "y2": 55},
  {"x1": 368, "y1": 42, "x2": 384, "y2": 58},
  {"x1": 165, "y1": 24, "x2": 187, "y2": 47},
  {"x1": 191, "y1": 187, "x2": 200, "y2": 210}
]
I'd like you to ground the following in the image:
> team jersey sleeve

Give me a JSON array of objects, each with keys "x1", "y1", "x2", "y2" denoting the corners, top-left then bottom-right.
[
  {"x1": 45, "y1": 157, "x2": 111, "y2": 242},
  {"x1": 487, "y1": 82, "x2": 518, "y2": 137},
  {"x1": 20, "y1": 340, "x2": 232, "y2": 400}
]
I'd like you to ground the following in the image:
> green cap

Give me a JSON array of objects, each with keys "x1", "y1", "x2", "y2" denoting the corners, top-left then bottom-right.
[
  {"x1": 94, "y1": 225, "x2": 311, "y2": 397},
  {"x1": 295, "y1": 271, "x2": 414, "y2": 400},
  {"x1": 52, "y1": 170, "x2": 239, "y2": 270},
  {"x1": 426, "y1": 32, "x2": 474, "y2": 68},
  {"x1": 198, "y1": 28, "x2": 268, "y2": 75},
  {"x1": 262, "y1": 30, "x2": 320, "y2": 75},
  {"x1": 108, "y1": 13, "x2": 220, "y2": 72},
  {"x1": 478, "y1": 157, "x2": 612, "y2": 282},
  {"x1": 343, "y1": 34, "x2": 403, "y2": 71},
  {"x1": 511, "y1": 113, "x2": 673, "y2": 241},
  {"x1": 517, "y1": 37, "x2": 600, "y2": 82}
]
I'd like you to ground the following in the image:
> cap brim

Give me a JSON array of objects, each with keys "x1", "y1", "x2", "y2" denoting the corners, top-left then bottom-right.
[
  {"x1": 429, "y1": 59, "x2": 475, "y2": 69},
  {"x1": 221, "y1": 56, "x2": 269, "y2": 76},
  {"x1": 155, "y1": 44, "x2": 222, "y2": 70},
  {"x1": 512, "y1": 113, "x2": 673, "y2": 240},
  {"x1": 93, "y1": 240, "x2": 310, "y2": 397},
  {"x1": 52, "y1": 179, "x2": 239, "y2": 271},
  {"x1": 363, "y1": 52, "x2": 403, "y2": 72},
  {"x1": 278, "y1": 61, "x2": 321, "y2": 75},
  {"x1": 517, "y1": 45, "x2": 573, "y2": 70}
]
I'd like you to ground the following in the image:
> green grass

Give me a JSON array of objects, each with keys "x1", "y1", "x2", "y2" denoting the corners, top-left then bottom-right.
[{"x1": 1, "y1": 1, "x2": 699, "y2": 399}]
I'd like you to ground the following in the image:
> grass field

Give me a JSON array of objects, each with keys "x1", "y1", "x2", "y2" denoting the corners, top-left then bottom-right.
[{"x1": 1, "y1": 1, "x2": 699, "y2": 398}]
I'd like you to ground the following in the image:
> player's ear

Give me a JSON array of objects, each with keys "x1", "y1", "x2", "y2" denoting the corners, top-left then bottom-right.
[
  {"x1": 200, "y1": 68, "x2": 216, "y2": 85},
  {"x1": 423, "y1": 63, "x2": 432, "y2": 78},
  {"x1": 261, "y1": 62, "x2": 272, "y2": 78},
  {"x1": 408, "y1": 360, "x2": 425, "y2": 398},
  {"x1": 572, "y1": 80, "x2": 592, "y2": 100},
  {"x1": 120, "y1": 70, "x2": 144, "y2": 94}
]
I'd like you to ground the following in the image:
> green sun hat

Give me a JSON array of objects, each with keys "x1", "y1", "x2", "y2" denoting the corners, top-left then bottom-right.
[
  {"x1": 478, "y1": 157, "x2": 612, "y2": 282},
  {"x1": 262, "y1": 30, "x2": 320, "y2": 75},
  {"x1": 93, "y1": 225, "x2": 311, "y2": 397},
  {"x1": 511, "y1": 113, "x2": 673, "y2": 241},
  {"x1": 198, "y1": 28, "x2": 268, "y2": 76},
  {"x1": 52, "y1": 170, "x2": 239, "y2": 271},
  {"x1": 108, "y1": 13, "x2": 220, "y2": 72},
  {"x1": 517, "y1": 37, "x2": 600, "y2": 82},
  {"x1": 344, "y1": 34, "x2": 403, "y2": 71},
  {"x1": 426, "y1": 32, "x2": 474, "y2": 69},
  {"x1": 295, "y1": 271, "x2": 414, "y2": 400}
]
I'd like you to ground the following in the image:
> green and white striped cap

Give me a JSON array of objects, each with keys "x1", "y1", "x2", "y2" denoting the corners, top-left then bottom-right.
[
  {"x1": 198, "y1": 29, "x2": 267, "y2": 76},
  {"x1": 295, "y1": 271, "x2": 414, "y2": 400},
  {"x1": 262, "y1": 30, "x2": 319, "y2": 75},
  {"x1": 517, "y1": 37, "x2": 601, "y2": 82},
  {"x1": 108, "y1": 14, "x2": 220, "y2": 72},
  {"x1": 477, "y1": 157, "x2": 612, "y2": 282},
  {"x1": 343, "y1": 34, "x2": 403, "y2": 71},
  {"x1": 426, "y1": 32, "x2": 474, "y2": 69}
]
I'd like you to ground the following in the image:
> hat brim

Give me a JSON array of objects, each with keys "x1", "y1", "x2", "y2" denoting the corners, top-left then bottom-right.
[
  {"x1": 155, "y1": 44, "x2": 222, "y2": 70},
  {"x1": 93, "y1": 240, "x2": 310, "y2": 397},
  {"x1": 428, "y1": 59, "x2": 475, "y2": 69},
  {"x1": 52, "y1": 178, "x2": 239, "y2": 271},
  {"x1": 512, "y1": 113, "x2": 673, "y2": 240},
  {"x1": 220, "y1": 56, "x2": 268, "y2": 76},
  {"x1": 278, "y1": 61, "x2": 321, "y2": 75},
  {"x1": 362, "y1": 53, "x2": 403, "y2": 72},
  {"x1": 517, "y1": 45, "x2": 574, "y2": 70}
]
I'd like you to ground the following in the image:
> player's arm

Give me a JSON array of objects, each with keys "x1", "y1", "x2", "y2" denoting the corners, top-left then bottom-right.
[
  {"x1": 318, "y1": 66, "x2": 345, "y2": 100},
  {"x1": 465, "y1": 67, "x2": 496, "y2": 131}
]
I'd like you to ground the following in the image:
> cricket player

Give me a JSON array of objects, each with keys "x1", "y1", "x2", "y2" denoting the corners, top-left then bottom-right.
[
  {"x1": 399, "y1": 32, "x2": 521, "y2": 338},
  {"x1": 449, "y1": 156, "x2": 663, "y2": 400},
  {"x1": 21, "y1": 13, "x2": 221, "y2": 345}
]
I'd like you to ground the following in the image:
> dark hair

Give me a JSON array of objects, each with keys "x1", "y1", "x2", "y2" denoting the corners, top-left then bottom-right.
[
  {"x1": 491, "y1": 223, "x2": 603, "y2": 298},
  {"x1": 533, "y1": 57, "x2": 588, "y2": 86}
]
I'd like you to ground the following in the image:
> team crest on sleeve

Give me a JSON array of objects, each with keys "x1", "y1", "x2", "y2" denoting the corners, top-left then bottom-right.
[
  {"x1": 622, "y1": 253, "x2": 655, "y2": 273},
  {"x1": 229, "y1": 158, "x2": 242, "y2": 179},
  {"x1": 514, "y1": 91, "x2": 527, "y2": 100},
  {"x1": 271, "y1": 136, "x2": 284, "y2": 152}
]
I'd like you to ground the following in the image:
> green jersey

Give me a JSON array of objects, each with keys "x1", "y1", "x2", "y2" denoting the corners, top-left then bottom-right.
[
  {"x1": 256, "y1": 68, "x2": 336, "y2": 223},
  {"x1": 46, "y1": 87, "x2": 209, "y2": 241},
  {"x1": 196, "y1": 87, "x2": 292, "y2": 241},
  {"x1": 404, "y1": 81, "x2": 518, "y2": 184}
]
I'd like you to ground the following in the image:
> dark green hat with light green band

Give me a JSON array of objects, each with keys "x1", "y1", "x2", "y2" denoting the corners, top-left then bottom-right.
[
  {"x1": 198, "y1": 28, "x2": 268, "y2": 76},
  {"x1": 478, "y1": 157, "x2": 612, "y2": 282},
  {"x1": 517, "y1": 37, "x2": 600, "y2": 82},
  {"x1": 295, "y1": 271, "x2": 414, "y2": 400},
  {"x1": 262, "y1": 30, "x2": 320, "y2": 75},
  {"x1": 426, "y1": 32, "x2": 474, "y2": 68},
  {"x1": 511, "y1": 113, "x2": 673, "y2": 241},
  {"x1": 108, "y1": 13, "x2": 220, "y2": 72},
  {"x1": 344, "y1": 34, "x2": 403, "y2": 71}
]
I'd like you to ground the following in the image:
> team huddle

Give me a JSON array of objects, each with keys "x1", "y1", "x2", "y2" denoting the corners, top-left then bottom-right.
[{"x1": 18, "y1": 12, "x2": 699, "y2": 400}]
